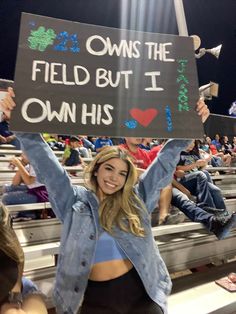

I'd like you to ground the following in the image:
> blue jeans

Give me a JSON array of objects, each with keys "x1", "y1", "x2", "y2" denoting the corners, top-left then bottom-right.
[
  {"x1": 179, "y1": 171, "x2": 226, "y2": 210},
  {"x1": 171, "y1": 187, "x2": 213, "y2": 231},
  {"x1": 8, "y1": 137, "x2": 21, "y2": 150},
  {"x1": 2, "y1": 185, "x2": 38, "y2": 205},
  {"x1": 211, "y1": 156, "x2": 223, "y2": 167},
  {"x1": 202, "y1": 169, "x2": 214, "y2": 183},
  {"x1": 2, "y1": 185, "x2": 38, "y2": 219}
]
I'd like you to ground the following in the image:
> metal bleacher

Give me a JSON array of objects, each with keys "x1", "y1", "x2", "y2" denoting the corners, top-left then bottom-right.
[
  {"x1": 167, "y1": 167, "x2": 236, "y2": 314},
  {"x1": 1, "y1": 144, "x2": 236, "y2": 313}
]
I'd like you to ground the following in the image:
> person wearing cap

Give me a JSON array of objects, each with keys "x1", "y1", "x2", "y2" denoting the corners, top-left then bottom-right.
[{"x1": 62, "y1": 136, "x2": 85, "y2": 167}]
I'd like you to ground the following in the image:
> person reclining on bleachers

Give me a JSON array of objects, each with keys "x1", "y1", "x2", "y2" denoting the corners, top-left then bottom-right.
[
  {"x1": 0, "y1": 205, "x2": 47, "y2": 314},
  {"x1": 1, "y1": 153, "x2": 48, "y2": 220},
  {"x1": 176, "y1": 140, "x2": 230, "y2": 213},
  {"x1": 148, "y1": 142, "x2": 236, "y2": 236},
  {"x1": 172, "y1": 178, "x2": 236, "y2": 240}
]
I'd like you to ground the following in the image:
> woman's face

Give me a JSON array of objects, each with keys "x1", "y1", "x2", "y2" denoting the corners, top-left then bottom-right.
[
  {"x1": 206, "y1": 137, "x2": 211, "y2": 144},
  {"x1": 95, "y1": 158, "x2": 128, "y2": 200}
]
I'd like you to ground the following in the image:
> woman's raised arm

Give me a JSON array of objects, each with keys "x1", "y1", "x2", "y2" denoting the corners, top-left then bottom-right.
[{"x1": 0, "y1": 88, "x2": 77, "y2": 222}]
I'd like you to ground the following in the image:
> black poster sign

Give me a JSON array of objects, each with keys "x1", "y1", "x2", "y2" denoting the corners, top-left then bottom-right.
[{"x1": 12, "y1": 13, "x2": 203, "y2": 138}]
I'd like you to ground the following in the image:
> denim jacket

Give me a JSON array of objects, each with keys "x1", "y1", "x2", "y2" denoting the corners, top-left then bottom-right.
[{"x1": 17, "y1": 133, "x2": 191, "y2": 314}]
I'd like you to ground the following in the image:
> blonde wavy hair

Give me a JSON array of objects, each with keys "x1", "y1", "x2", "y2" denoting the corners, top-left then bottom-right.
[
  {"x1": 84, "y1": 146, "x2": 146, "y2": 237},
  {"x1": 0, "y1": 206, "x2": 24, "y2": 278}
]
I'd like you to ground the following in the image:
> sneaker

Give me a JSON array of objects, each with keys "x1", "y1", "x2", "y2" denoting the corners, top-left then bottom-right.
[
  {"x1": 210, "y1": 212, "x2": 236, "y2": 240},
  {"x1": 159, "y1": 212, "x2": 186, "y2": 225},
  {"x1": 204, "y1": 207, "x2": 231, "y2": 223}
]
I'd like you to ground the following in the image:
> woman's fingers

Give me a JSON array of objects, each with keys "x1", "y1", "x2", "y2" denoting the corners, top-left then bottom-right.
[
  {"x1": 8, "y1": 87, "x2": 15, "y2": 98},
  {"x1": 5, "y1": 92, "x2": 16, "y2": 110},
  {"x1": 196, "y1": 98, "x2": 210, "y2": 123},
  {"x1": 0, "y1": 88, "x2": 16, "y2": 119}
]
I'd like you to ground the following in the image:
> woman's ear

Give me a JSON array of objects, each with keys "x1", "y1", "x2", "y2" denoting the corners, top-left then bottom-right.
[{"x1": 94, "y1": 172, "x2": 97, "y2": 177}]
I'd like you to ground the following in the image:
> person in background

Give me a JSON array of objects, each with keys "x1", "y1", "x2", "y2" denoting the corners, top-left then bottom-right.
[
  {"x1": 120, "y1": 138, "x2": 183, "y2": 225},
  {"x1": 222, "y1": 135, "x2": 235, "y2": 156},
  {"x1": 62, "y1": 136, "x2": 85, "y2": 168},
  {"x1": 42, "y1": 133, "x2": 58, "y2": 149},
  {"x1": 148, "y1": 140, "x2": 167, "y2": 162},
  {"x1": 87, "y1": 136, "x2": 97, "y2": 145},
  {"x1": 211, "y1": 133, "x2": 223, "y2": 152},
  {"x1": 139, "y1": 138, "x2": 152, "y2": 151},
  {"x1": 120, "y1": 137, "x2": 151, "y2": 170},
  {"x1": 2, "y1": 153, "x2": 48, "y2": 207},
  {"x1": 232, "y1": 136, "x2": 236, "y2": 152},
  {"x1": 149, "y1": 141, "x2": 236, "y2": 237},
  {"x1": 79, "y1": 136, "x2": 95, "y2": 156},
  {"x1": 0, "y1": 113, "x2": 21, "y2": 149},
  {"x1": 43, "y1": 133, "x2": 66, "y2": 151},
  {"x1": 176, "y1": 141, "x2": 231, "y2": 214},
  {"x1": 94, "y1": 136, "x2": 113, "y2": 153},
  {"x1": 206, "y1": 136, "x2": 231, "y2": 166},
  {"x1": 171, "y1": 182, "x2": 236, "y2": 240},
  {"x1": 0, "y1": 206, "x2": 47, "y2": 314},
  {"x1": 75, "y1": 137, "x2": 90, "y2": 158},
  {"x1": 199, "y1": 138, "x2": 223, "y2": 167},
  {"x1": 109, "y1": 137, "x2": 121, "y2": 145}
]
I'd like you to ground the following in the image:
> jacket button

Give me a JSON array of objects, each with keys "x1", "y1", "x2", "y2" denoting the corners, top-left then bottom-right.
[
  {"x1": 89, "y1": 234, "x2": 95, "y2": 240},
  {"x1": 74, "y1": 286, "x2": 79, "y2": 293},
  {"x1": 81, "y1": 261, "x2": 86, "y2": 266}
]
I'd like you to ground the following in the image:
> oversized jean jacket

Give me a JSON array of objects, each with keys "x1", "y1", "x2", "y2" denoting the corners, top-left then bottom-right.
[{"x1": 17, "y1": 132, "x2": 191, "y2": 314}]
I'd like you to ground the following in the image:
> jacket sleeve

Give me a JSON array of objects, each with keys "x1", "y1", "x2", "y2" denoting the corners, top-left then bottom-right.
[
  {"x1": 16, "y1": 132, "x2": 77, "y2": 222},
  {"x1": 135, "y1": 139, "x2": 192, "y2": 213}
]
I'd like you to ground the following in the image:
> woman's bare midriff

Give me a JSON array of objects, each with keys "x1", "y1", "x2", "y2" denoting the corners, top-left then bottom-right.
[{"x1": 89, "y1": 259, "x2": 133, "y2": 281}]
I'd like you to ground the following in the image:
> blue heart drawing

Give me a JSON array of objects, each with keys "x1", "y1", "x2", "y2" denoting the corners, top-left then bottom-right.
[{"x1": 124, "y1": 119, "x2": 138, "y2": 129}]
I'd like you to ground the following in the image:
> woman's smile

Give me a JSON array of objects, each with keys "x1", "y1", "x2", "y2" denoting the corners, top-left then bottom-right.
[{"x1": 95, "y1": 158, "x2": 128, "y2": 199}]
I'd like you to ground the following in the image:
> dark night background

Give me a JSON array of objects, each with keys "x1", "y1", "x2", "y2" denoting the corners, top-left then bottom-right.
[{"x1": 0, "y1": 0, "x2": 235, "y2": 116}]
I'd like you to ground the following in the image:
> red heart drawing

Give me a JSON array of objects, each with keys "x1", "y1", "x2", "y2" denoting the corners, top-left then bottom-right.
[{"x1": 129, "y1": 108, "x2": 158, "y2": 127}]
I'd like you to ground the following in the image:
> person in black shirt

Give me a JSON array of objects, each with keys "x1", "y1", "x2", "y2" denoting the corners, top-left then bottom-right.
[
  {"x1": 62, "y1": 136, "x2": 85, "y2": 167},
  {"x1": 0, "y1": 113, "x2": 21, "y2": 149}
]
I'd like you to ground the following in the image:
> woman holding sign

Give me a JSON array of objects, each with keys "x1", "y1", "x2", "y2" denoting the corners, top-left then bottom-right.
[{"x1": 0, "y1": 88, "x2": 209, "y2": 314}]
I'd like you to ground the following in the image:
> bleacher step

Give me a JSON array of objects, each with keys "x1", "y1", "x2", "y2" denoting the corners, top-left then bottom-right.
[{"x1": 168, "y1": 261, "x2": 236, "y2": 314}]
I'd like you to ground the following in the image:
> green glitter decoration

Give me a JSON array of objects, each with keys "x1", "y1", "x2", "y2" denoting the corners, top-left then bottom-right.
[{"x1": 28, "y1": 26, "x2": 56, "y2": 52}]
